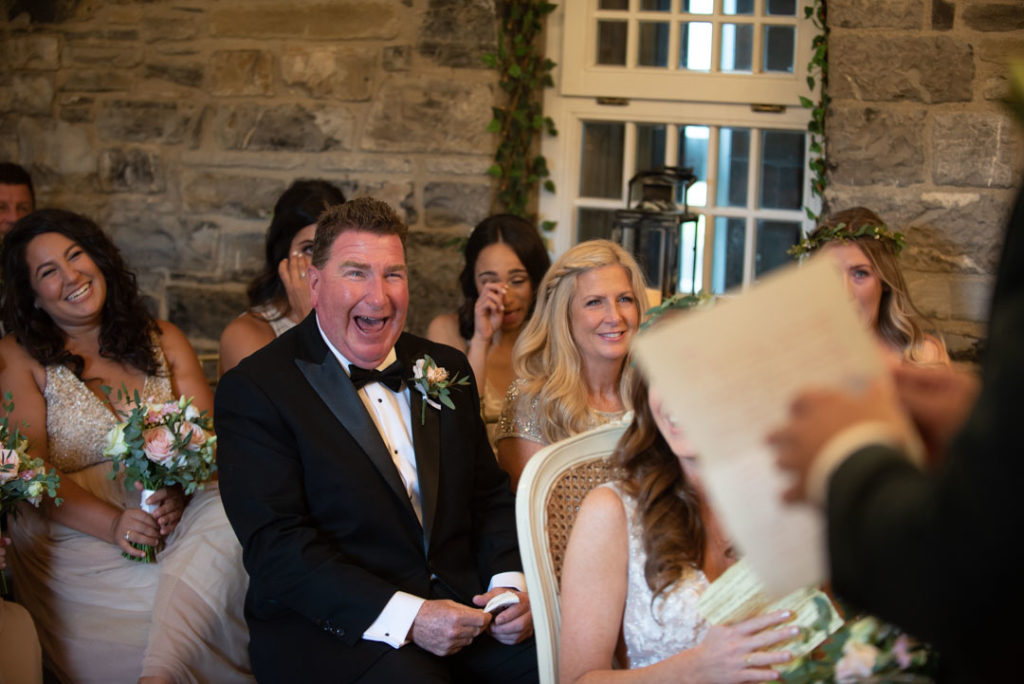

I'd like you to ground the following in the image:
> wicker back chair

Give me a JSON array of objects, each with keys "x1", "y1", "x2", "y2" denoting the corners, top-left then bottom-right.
[{"x1": 515, "y1": 423, "x2": 626, "y2": 684}]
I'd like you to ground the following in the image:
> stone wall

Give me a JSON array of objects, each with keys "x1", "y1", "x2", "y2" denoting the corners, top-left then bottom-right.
[
  {"x1": 825, "y1": 0, "x2": 1024, "y2": 362},
  {"x1": 0, "y1": 0, "x2": 501, "y2": 362}
]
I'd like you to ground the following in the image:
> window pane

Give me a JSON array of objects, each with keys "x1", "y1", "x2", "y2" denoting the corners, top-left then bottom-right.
[
  {"x1": 676, "y1": 125, "x2": 709, "y2": 207},
  {"x1": 636, "y1": 124, "x2": 667, "y2": 174},
  {"x1": 763, "y1": 25, "x2": 795, "y2": 73},
  {"x1": 755, "y1": 220, "x2": 801, "y2": 278},
  {"x1": 597, "y1": 21, "x2": 628, "y2": 66},
  {"x1": 638, "y1": 22, "x2": 670, "y2": 67},
  {"x1": 682, "y1": 0, "x2": 714, "y2": 14},
  {"x1": 580, "y1": 122, "x2": 625, "y2": 199},
  {"x1": 578, "y1": 208, "x2": 618, "y2": 242},
  {"x1": 759, "y1": 129, "x2": 804, "y2": 210},
  {"x1": 721, "y1": 23, "x2": 753, "y2": 73},
  {"x1": 679, "y1": 22, "x2": 712, "y2": 71},
  {"x1": 722, "y1": 0, "x2": 754, "y2": 15},
  {"x1": 680, "y1": 214, "x2": 706, "y2": 294},
  {"x1": 641, "y1": 0, "x2": 672, "y2": 10},
  {"x1": 766, "y1": 0, "x2": 797, "y2": 15},
  {"x1": 599, "y1": 0, "x2": 629, "y2": 9},
  {"x1": 716, "y1": 127, "x2": 750, "y2": 207},
  {"x1": 712, "y1": 217, "x2": 745, "y2": 293}
]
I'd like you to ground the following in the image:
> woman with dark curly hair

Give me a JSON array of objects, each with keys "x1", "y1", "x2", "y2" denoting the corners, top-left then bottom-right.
[
  {"x1": 219, "y1": 179, "x2": 346, "y2": 375},
  {"x1": 426, "y1": 214, "x2": 550, "y2": 445},
  {"x1": 558, "y1": 373, "x2": 797, "y2": 683},
  {"x1": 0, "y1": 210, "x2": 252, "y2": 684}
]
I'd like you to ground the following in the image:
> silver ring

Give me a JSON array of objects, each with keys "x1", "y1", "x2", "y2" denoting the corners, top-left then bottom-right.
[
  {"x1": 125, "y1": 531, "x2": 131, "y2": 541},
  {"x1": 299, "y1": 273, "x2": 306, "y2": 279}
]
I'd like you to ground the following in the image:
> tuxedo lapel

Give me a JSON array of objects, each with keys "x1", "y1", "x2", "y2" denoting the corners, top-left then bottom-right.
[
  {"x1": 396, "y1": 337, "x2": 441, "y2": 552},
  {"x1": 294, "y1": 319, "x2": 419, "y2": 523}
]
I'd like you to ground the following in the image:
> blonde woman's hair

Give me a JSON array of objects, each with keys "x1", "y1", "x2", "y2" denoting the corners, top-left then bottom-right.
[
  {"x1": 512, "y1": 239, "x2": 650, "y2": 443},
  {"x1": 812, "y1": 207, "x2": 946, "y2": 364}
]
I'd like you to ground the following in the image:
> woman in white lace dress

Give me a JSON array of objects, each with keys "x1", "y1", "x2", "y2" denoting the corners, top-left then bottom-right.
[
  {"x1": 559, "y1": 377, "x2": 798, "y2": 683},
  {"x1": 218, "y1": 180, "x2": 345, "y2": 375}
]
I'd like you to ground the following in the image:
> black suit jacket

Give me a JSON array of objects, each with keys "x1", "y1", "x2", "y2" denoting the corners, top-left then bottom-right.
[
  {"x1": 215, "y1": 317, "x2": 522, "y2": 683},
  {"x1": 826, "y1": 189, "x2": 1024, "y2": 682}
]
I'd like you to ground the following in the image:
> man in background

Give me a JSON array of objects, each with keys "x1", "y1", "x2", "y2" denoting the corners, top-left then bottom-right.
[{"x1": 0, "y1": 162, "x2": 34, "y2": 235}]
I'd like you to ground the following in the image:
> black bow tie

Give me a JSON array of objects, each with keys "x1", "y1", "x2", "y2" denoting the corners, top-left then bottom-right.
[{"x1": 349, "y1": 360, "x2": 405, "y2": 392}]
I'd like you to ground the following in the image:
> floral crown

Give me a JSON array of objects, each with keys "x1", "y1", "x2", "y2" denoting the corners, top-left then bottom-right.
[
  {"x1": 640, "y1": 292, "x2": 715, "y2": 333},
  {"x1": 787, "y1": 222, "x2": 907, "y2": 259}
]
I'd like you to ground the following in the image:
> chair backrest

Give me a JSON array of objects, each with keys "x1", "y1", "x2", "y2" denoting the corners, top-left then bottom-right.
[{"x1": 515, "y1": 423, "x2": 627, "y2": 684}]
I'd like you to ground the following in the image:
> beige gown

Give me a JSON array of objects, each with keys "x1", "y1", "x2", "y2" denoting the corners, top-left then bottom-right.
[{"x1": 7, "y1": 345, "x2": 253, "y2": 684}]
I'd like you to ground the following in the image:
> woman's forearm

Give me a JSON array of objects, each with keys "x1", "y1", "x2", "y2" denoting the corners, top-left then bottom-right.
[{"x1": 42, "y1": 469, "x2": 122, "y2": 545}]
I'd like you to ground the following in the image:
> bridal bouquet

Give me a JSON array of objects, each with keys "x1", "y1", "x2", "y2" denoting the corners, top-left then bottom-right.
[
  {"x1": 1, "y1": 392, "x2": 62, "y2": 591},
  {"x1": 103, "y1": 387, "x2": 217, "y2": 562}
]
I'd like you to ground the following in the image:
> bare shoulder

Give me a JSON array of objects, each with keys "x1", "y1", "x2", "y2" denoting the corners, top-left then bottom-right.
[
  {"x1": 576, "y1": 485, "x2": 628, "y2": 533},
  {"x1": 218, "y1": 313, "x2": 276, "y2": 375},
  {"x1": 918, "y1": 335, "x2": 950, "y2": 366},
  {"x1": 425, "y1": 312, "x2": 466, "y2": 351},
  {"x1": 0, "y1": 334, "x2": 46, "y2": 396}
]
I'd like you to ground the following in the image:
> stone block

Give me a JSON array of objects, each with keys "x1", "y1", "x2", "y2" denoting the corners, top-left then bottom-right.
[
  {"x1": 17, "y1": 118, "x2": 95, "y2": 176},
  {"x1": 405, "y1": 230, "x2": 464, "y2": 336},
  {"x1": 220, "y1": 231, "x2": 267, "y2": 278},
  {"x1": 280, "y1": 47, "x2": 375, "y2": 100},
  {"x1": 97, "y1": 100, "x2": 203, "y2": 145},
  {"x1": 3, "y1": 34, "x2": 60, "y2": 70},
  {"x1": 209, "y1": 3, "x2": 399, "y2": 40},
  {"x1": 59, "y1": 95, "x2": 94, "y2": 123},
  {"x1": 830, "y1": 34, "x2": 973, "y2": 103},
  {"x1": 99, "y1": 148, "x2": 164, "y2": 194},
  {"x1": 5, "y1": 75, "x2": 54, "y2": 116},
  {"x1": 7, "y1": 0, "x2": 95, "y2": 23},
  {"x1": 215, "y1": 104, "x2": 355, "y2": 152},
  {"x1": 346, "y1": 181, "x2": 418, "y2": 225},
  {"x1": 141, "y1": 17, "x2": 198, "y2": 43},
  {"x1": 823, "y1": 187, "x2": 1011, "y2": 275},
  {"x1": 829, "y1": 0, "x2": 923, "y2": 29},
  {"x1": 423, "y1": 156, "x2": 493, "y2": 176},
  {"x1": 62, "y1": 44, "x2": 144, "y2": 68},
  {"x1": 963, "y1": 3, "x2": 1024, "y2": 31},
  {"x1": 933, "y1": 112, "x2": 1018, "y2": 188},
  {"x1": 144, "y1": 62, "x2": 206, "y2": 89},
  {"x1": 209, "y1": 51, "x2": 274, "y2": 97},
  {"x1": 182, "y1": 173, "x2": 287, "y2": 219},
  {"x1": 383, "y1": 46, "x2": 412, "y2": 72},
  {"x1": 362, "y1": 79, "x2": 495, "y2": 154},
  {"x1": 64, "y1": 30, "x2": 138, "y2": 42},
  {"x1": 58, "y1": 70, "x2": 133, "y2": 93},
  {"x1": 932, "y1": 0, "x2": 955, "y2": 30},
  {"x1": 827, "y1": 107, "x2": 926, "y2": 187},
  {"x1": 904, "y1": 270, "x2": 994, "y2": 322},
  {"x1": 318, "y1": 154, "x2": 413, "y2": 174},
  {"x1": 179, "y1": 150, "x2": 306, "y2": 170},
  {"x1": 108, "y1": 214, "x2": 218, "y2": 273},
  {"x1": 167, "y1": 285, "x2": 249, "y2": 344},
  {"x1": 423, "y1": 182, "x2": 491, "y2": 229},
  {"x1": 418, "y1": 0, "x2": 496, "y2": 68}
]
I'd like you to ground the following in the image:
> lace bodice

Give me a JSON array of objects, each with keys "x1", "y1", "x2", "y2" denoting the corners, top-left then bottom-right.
[
  {"x1": 495, "y1": 378, "x2": 626, "y2": 446},
  {"x1": 44, "y1": 344, "x2": 173, "y2": 474},
  {"x1": 251, "y1": 302, "x2": 297, "y2": 338},
  {"x1": 602, "y1": 481, "x2": 711, "y2": 670}
]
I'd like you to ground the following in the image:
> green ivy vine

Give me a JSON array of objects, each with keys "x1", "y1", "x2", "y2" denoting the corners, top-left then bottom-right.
[
  {"x1": 799, "y1": 0, "x2": 828, "y2": 221},
  {"x1": 482, "y1": 1, "x2": 558, "y2": 231}
]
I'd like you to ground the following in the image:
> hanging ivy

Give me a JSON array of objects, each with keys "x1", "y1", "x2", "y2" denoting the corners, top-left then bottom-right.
[
  {"x1": 482, "y1": 1, "x2": 558, "y2": 231},
  {"x1": 799, "y1": 0, "x2": 828, "y2": 221}
]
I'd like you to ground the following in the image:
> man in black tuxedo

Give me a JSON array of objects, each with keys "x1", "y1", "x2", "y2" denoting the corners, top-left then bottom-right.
[
  {"x1": 215, "y1": 197, "x2": 537, "y2": 683},
  {"x1": 769, "y1": 188, "x2": 1024, "y2": 682}
]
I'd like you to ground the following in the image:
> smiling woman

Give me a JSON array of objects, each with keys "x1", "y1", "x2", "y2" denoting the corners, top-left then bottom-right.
[{"x1": 495, "y1": 239, "x2": 648, "y2": 490}]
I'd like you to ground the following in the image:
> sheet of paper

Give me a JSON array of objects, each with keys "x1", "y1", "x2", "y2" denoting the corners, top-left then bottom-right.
[
  {"x1": 697, "y1": 559, "x2": 844, "y2": 664},
  {"x1": 633, "y1": 257, "x2": 887, "y2": 596}
]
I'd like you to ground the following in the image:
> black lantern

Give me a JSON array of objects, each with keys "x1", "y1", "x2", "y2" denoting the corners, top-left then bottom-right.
[{"x1": 611, "y1": 166, "x2": 699, "y2": 300}]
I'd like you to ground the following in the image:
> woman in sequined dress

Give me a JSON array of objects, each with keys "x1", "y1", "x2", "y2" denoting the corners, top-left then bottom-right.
[
  {"x1": 0, "y1": 210, "x2": 252, "y2": 684},
  {"x1": 495, "y1": 240, "x2": 646, "y2": 491},
  {"x1": 558, "y1": 378, "x2": 797, "y2": 683}
]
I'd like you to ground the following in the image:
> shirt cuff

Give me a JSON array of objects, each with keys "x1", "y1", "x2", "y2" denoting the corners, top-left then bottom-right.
[
  {"x1": 806, "y1": 421, "x2": 908, "y2": 507},
  {"x1": 488, "y1": 572, "x2": 526, "y2": 593},
  {"x1": 361, "y1": 591, "x2": 426, "y2": 649}
]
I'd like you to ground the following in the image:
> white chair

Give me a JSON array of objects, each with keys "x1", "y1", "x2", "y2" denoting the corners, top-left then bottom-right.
[{"x1": 515, "y1": 423, "x2": 627, "y2": 684}]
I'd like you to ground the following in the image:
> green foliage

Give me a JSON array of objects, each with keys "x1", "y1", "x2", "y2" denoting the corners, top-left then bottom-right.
[
  {"x1": 801, "y1": 0, "x2": 829, "y2": 221},
  {"x1": 483, "y1": 1, "x2": 558, "y2": 227}
]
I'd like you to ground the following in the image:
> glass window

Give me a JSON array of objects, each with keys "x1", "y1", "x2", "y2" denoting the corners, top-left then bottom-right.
[
  {"x1": 597, "y1": 21, "x2": 628, "y2": 66},
  {"x1": 712, "y1": 217, "x2": 746, "y2": 293},
  {"x1": 679, "y1": 215, "x2": 706, "y2": 293},
  {"x1": 638, "y1": 22, "x2": 671, "y2": 67},
  {"x1": 679, "y1": 22, "x2": 713, "y2": 71},
  {"x1": 721, "y1": 23, "x2": 754, "y2": 73},
  {"x1": 636, "y1": 124, "x2": 667, "y2": 174},
  {"x1": 581, "y1": 122, "x2": 626, "y2": 199},
  {"x1": 600, "y1": 0, "x2": 630, "y2": 9},
  {"x1": 677, "y1": 125, "x2": 709, "y2": 207},
  {"x1": 722, "y1": 0, "x2": 754, "y2": 15},
  {"x1": 755, "y1": 220, "x2": 801, "y2": 277},
  {"x1": 717, "y1": 127, "x2": 750, "y2": 207},
  {"x1": 682, "y1": 0, "x2": 714, "y2": 14},
  {"x1": 766, "y1": 0, "x2": 797, "y2": 15},
  {"x1": 640, "y1": 0, "x2": 672, "y2": 10},
  {"x1": 759, "y1": 129, "x2": 804, "y2": 210},
  {"x1": 763, "y1": 25, "x2": 795, "y2": 73},
  {"x1": 578, "y1": 208, "x2": 618, "y2": 242}
]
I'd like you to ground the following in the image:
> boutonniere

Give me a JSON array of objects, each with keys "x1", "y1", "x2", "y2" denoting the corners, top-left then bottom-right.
[{"x1": 411, "y1": 355, "x2": 470, "y2": 424}]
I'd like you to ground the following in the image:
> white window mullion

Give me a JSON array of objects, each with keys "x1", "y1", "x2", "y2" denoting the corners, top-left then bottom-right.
[
  {"x1": 742, "y1": 127, "x2": 762, "y2": 289},
  {"x1": 622, "y1": 122, "x2": 638, "y2": 203},
  {"x1": 665, "y1": 123, "x2": 680, "y2": 167}
]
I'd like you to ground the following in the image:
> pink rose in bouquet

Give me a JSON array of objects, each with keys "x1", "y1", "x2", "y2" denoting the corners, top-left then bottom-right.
[
  {"x1": 176, "y1": 421, "x2": 208, "y2": 450},
  {"x1": 142, "y1": 426, "x2": 177, "y2": 466},
  {"x1": 0, "y1": 449, "x2": 19, "y2": 484}
]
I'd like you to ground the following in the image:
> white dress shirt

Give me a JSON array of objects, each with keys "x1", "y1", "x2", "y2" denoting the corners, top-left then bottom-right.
[{"x1": 316, "y1": 317, "x2": 525, "y2": 648}]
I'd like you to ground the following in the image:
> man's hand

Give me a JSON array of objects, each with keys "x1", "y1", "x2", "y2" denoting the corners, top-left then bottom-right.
[
  {"x1": 409, "y1": 599, "x2": 492, "y2": 656},
  {"x1": 768, "y1": 379, "x2": 911, "y2": 503},
  {"x1": 472, "y1": 588, "x2": 533, "y2": 645},
  {"x1": 893, "y1": 365, "x2": 980, "y2": 467}
]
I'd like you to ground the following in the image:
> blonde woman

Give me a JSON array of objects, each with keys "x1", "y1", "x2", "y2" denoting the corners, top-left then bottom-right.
[
  {"x1": 495, "y1": 240, "x2": 648, "y2": 490},
  {"x1": 794, "y1": 207, "x2": 949, "y2": 365}
]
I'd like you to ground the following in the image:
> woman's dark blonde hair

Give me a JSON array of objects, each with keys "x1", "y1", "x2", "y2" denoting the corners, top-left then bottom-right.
[
  {"x1": 611, "y1": 377, "x2": 706, "y2": 599},
  {"x1": 811, "y1": 207, "x2": 946, "y2": 364}
]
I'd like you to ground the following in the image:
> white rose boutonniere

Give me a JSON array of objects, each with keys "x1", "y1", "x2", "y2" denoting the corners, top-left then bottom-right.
[{"x1": 411, "y1": 355, "x2": 470, "y2": 424}]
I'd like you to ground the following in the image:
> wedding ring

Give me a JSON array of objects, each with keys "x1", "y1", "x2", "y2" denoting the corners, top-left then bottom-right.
[
  {"x1": 299, "y1": 273, "x2": 306, "y2": 279},
  {"x1": 125, "y1": 531, "x2": 131, "y2": 541},
  {"x1": 745, "y1": 655, "x2": 755, "y2": 666}
]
